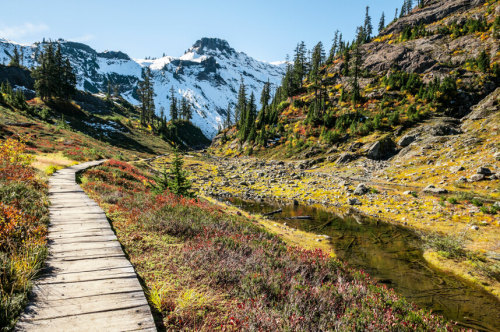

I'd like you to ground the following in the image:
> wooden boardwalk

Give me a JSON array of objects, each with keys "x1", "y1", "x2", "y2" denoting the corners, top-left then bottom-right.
[{"x1": 16, "y1": 161, "x2": 156, "y2": 331}]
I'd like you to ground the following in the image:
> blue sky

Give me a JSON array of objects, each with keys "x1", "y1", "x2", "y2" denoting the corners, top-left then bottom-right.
[{"x1": 1, "y1": 0, "x2": 403, "y2": 62}]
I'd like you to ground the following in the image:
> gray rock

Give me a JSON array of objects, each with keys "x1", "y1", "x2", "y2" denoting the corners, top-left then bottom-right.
[
  {"x1": 403, "y1": 190, "x2": 416, "y2": 195},
  {"x1": 470, "y1": 225, "x2": 479, "y2": 231},
  {"x1": 464, "y1": 88, "x2": 500, "y2": 120},
  {"x1": 494, "y1": 152, "x2": 500, "y2": 161},
  {"x1": 469, "y1": 174, "x2": 485, "y2": 182},
  {"x1": 348, "y1": 198, "x2": 362, "y2": 206},
  {"x1": 476, "y1": 167, "x2": 492, "y2": 175},
  {"x1": 336, "y1": 153, "x2": 358, "y2": 164},
  {"x1": 493, "y1": 202, "x2": 500, "y2": 209},
  {"x1": 450, "y1": 166, "x2": 465, "y2": 173},
  {"x1": 366, "y1": 136, "x2": 397, "y2": 160},
  {"x1": 354, "y1": 183, "x2": 369, "y2": 195},
  {"x1": 398, "y1": 133, "x2": 418, "y2": 147},
  {"x1": 422, "y1": 184, "x2": 448, "y2": 194}
]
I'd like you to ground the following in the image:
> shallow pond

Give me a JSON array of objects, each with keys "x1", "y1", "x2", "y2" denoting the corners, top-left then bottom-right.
[{"x1": 222, "y1": 197, "x2": 500, "y2": 331}]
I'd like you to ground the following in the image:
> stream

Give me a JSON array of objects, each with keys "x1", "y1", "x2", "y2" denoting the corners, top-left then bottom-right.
[{"x1": 222, "y1": 197, "x2": 500, "y2": 331}]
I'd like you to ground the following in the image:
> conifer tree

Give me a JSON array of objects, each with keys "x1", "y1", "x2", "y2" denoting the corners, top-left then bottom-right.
[
  {"x1": 243, "y1": 92, "x2": 257, "y2": 141},
  {"x1": 343, "y1": 48, "x2": 351, "y2": 76},
  {"x1": 309, "y1": 42, "x2": 325, "y2": 84},
  {"x1": 8, "y1": 47, "x2": 21, "y2": 67},
  {"x1": 328, "y1": 30, "x2": 340, "y2": 63},
  {"x1": 379, "y1": 12, "x2": 386, "y2": 33},
  {"x1": 364, "y1": 6, "x2": 373, "y2": 42},
  {"x1": 137, "y1": 67, "x2": 155, "y2": 128},
  {"x1": 225, "y1": 103, "x2": 232, "y2": 128},
  {"x1": 236, "y1": 77, "x2": 247, "y2": 127},
  {"x1": 32, "y1": 42, "x2": 75, "y2": 102},
  {"x1": 167, "y1": 148, "x2": 192, "y2": 197},
  {"x1": 260, "y1": 80, "x2": 271, "y2": 109},
  {"x1": 351, "y1": 30, "x2": 364, "y2": 103},
  {"x1": 394, "y1": 8, "x2": 399, "y2": 21},
  {"x1": 169, "y1": 86, "x2": 178, "y2": 121},
  {"x1": 292, "y1": 41, "x2": 307, "y2": 91}
]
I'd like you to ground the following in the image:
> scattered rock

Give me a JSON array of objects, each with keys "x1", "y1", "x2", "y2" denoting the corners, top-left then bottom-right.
[
  {"x1": 470, "y1": 225, "x2": 479, "y2": 231},
  {"x1": 493, "y1": 202, "x2": 500, "y2": 209},
  {"x1": 354, "y1": 183, "x2": 369, "y2": 195},
  {"x1": 469, "y1": 174, "x2": 485, "y2": 182},
  {"x1": 348, "y1": 198, "x2": 362, "y2": 205},
  {"x1": 476, "y1": 167, "x2": 492, "y2": 175},
  {"x1": 336, "y1": 153, "x2": 358, "y2": 164},
  {"x1": 422, "y1": 184, "x2": 448, "y2": 194},
  {"x1": 366, "y1": 136, "x2": 397, "y2": 160},
  {"x1": 398, "y1": 133, "x2": 418, "y2": 147},
  {"x1": 403, "y1": 190, "x2": 416, "y2": 195},
  {"x1": 494, "y1": 152, "x2": 500, "y2": 161},
  {"x1": 450, "y1": 166, "x2": 465, "y2": 173}
]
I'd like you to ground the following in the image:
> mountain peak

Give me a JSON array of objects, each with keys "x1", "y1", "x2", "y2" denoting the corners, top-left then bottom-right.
[{"x1": 190, "y1": 38, "x2": 235, "y2": 55}]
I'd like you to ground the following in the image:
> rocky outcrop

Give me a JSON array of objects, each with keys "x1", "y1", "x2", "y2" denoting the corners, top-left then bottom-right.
[
  {"x1": 366, "y1": 136, "x2": 397, "y2": 160},
  {"x1": 463, "y1": 88, "x2": 500, "y2": 121},
  {"x1": 384, "y1": 0, "x2": 484, "y2": 35},
  {"x1": 363, "y1": 42, "x2": 438, "y2": 74}
]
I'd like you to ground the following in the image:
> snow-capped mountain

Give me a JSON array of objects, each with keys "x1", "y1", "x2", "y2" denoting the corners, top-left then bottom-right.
[{"x1": 0, "y1": 37, "x2": 285, "y2": 138}]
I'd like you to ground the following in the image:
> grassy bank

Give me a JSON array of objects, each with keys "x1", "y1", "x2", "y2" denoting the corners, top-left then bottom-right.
[
  {"x1": 0, "y1": 138, "x2": 49, "y2": 329},
  {"x1": 80, "y1": 160, "x2": 452, "y2": 330}
]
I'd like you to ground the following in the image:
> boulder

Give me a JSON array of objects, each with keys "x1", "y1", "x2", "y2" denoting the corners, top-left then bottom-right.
[
  {"x1": 464, "y1": 88, "x2": 499, "y2": 120},
  {"x1": 476, "y1": 167, "x2": 492, "y2": 175},
  {"x1": 348, "y1": 198, "x2": 362, "y2": 206},
  {"x1": 398, "y1": 133, "x2": 418, "y2": 147},
  {"x1": 354, "y1": 183, "x2": 369, "y2": 195},
  {"x1": 422, "y1": 184, "x2": 448, "y2": 194},
  {"x1": 336, "y1": 153, "x2": 358, "y2": 164},
  {"x1": 450, "y1": 166, "x2": 465, "y2": 173},
  {"x1": 469, "y1": 174, "x2": 485, "y2": 182},
  {"x1": 366, "y1": 136, "x2": 397, "y2": 160}
]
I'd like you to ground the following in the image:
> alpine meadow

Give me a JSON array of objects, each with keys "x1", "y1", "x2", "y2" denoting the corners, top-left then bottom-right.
[{"x1": 1, "y1": 0, "x2": 499, "y2": 331}]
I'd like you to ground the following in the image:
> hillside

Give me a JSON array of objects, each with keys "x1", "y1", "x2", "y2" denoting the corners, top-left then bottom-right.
[
  {"x1": 207, "y1": 0, "x2": 500, "y2": 307},
  {"x1": 0, "y1": 37, "x2": 285, "y2": 138}
]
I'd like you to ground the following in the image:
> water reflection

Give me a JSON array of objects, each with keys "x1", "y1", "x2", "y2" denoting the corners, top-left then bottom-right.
[{"x1": 223, "y1": 197, "x2": 500, "y2": 332}]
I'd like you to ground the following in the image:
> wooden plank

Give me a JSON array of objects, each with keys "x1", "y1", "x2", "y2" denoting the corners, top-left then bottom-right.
[{"x1": 16, "y1": 160, "x2": 155, "y2": 331}]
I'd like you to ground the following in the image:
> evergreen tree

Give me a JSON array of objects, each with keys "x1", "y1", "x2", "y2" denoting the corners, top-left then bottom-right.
[
  {"x1": 167, "y1": 148, "x2": 192, "y2": 197},
  {"x1": 242, "y1": 92, "x2": 257, "y2": 141},
  {"x1": 343, "y1": 47, "x2": 351, "y2": 76},
  {"x1": 328, "y1": 30, "x2": 340, "y2": 63},
  {"x1": 292, "y1": 41, "x2": 307, "y2": 91},
  {"x1": 169, "y1": 86, "x2": 178, "y2": 121},
  {"x1": 394, "y1": 8, "x2": 399, "y2": 21},
  {"x1": 406, "y1": 0, "x2": 414, "y2": 13},
  {"x1": 180, "y1": 97, "x2": 192, "y2": 122},
  {"x1": 379, "y1": 12, "x2": 386, "y2": 33},
  {"x1": 260, "y1": 80, "x2": 271, "y2": 109},
  {"x1": 225, "y1": 103, "x2": 232, "y2": 128},
  {"x1": 32, "y1": 42, "x2": 76, "y2": 101},
  {"x1": 8, "y1": 47, "x2": 21, "y2": 67},
  {"x1": 351, "y1": 28, "x2": 364, "y2": 103},
  {"x1": 137, "y1": 67, "x2": 155, "y2": 128},
  {"x1": 236, "y1": 77, "x2": 247, "y2": 127},
  {"x1": 364, "y1": 6, "x2": 373, "y2": 42},
  {"x1": 61, "y1": 59, "x2": 76, "y2": 99},
  {"x1": 309, "y1": 42, "x2": 325, "y2": 83}
]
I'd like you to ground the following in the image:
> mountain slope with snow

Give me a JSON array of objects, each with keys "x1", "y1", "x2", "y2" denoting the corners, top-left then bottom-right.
[{"x1": 0, "y1": 37, "x2": 285, "y2": 138}]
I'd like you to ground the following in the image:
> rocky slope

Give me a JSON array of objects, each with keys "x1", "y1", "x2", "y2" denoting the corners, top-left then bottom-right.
[
  {"x1": 207, "y1": 0, "x2": 500, "y2": 299},
  {"x1": 0, "y1": 37, "x2": 285, "y2": 138}
]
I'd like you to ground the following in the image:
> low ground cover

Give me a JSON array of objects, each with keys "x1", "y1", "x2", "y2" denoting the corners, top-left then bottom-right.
[
  {"x1": 81, "y1": 160, "x2": 452, "y2": 330},
  {"x1": 0, "y1": 138, "x2": 49, "y2": 329}
]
